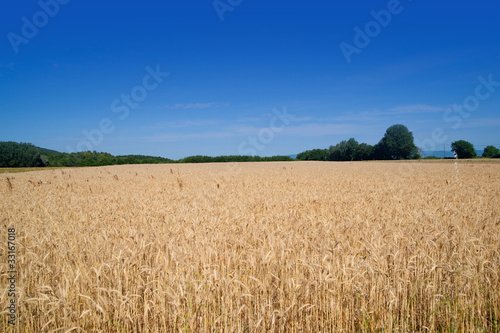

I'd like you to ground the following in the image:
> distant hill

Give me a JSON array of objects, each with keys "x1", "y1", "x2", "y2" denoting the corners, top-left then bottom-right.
[
  {"x1": 2, "y1": 142, "x2": 293, "y2": 167},
  {"x1": 36, "y1": 146, "x2": 60, "y2": 155},
  {"x1": 0, "y1": 142, "x2": 45, "y2": 167},
  {"x1": 422, "y1": 150, "x2": 484, "y2": 158}
]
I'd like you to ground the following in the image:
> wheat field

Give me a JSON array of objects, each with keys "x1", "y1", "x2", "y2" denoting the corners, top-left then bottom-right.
[{"x1": 1, "y1": 161, "x2": 499, "y2": 332}]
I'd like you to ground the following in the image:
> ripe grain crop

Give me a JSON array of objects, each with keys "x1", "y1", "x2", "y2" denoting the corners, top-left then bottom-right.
[{"x1": 1, "y1": 161, "x2": 499, "y2": 332}]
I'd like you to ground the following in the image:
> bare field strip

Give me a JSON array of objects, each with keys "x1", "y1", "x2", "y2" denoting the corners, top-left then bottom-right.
[
  {"x1": 1, "y1": 161, "x2": 499, "y2": 332},
  {"x1": 0, "y1": 167, "x2": 66, "y2": 174}
]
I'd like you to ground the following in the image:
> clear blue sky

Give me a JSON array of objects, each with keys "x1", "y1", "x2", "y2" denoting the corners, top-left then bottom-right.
[{"x1": 1, "y1": 0, "x2": 499, "y2": 159}]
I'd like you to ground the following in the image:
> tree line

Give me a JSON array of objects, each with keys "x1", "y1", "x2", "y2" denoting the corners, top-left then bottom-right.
[
  {"x1": 177, "y1": 155, "x2": 293, "y2": 163},
  {"x1": 297, "y1": 124, "x2": 500, "y2": 161},
  {"x1": 0, "y1": 141, "x2": 292, "y2": 168},
  {"x1": 298, "y1": 124, "x2": 421, "y2": 161},
  {"x1": 451, "y1": 140, "x2": 500, "y2": 159},
  {"x1": 2, "y1": 127, "x2": 498, "y2": 168},
  {"x1": 0, "y1": 142, "x2": 46, "y2": 167}
]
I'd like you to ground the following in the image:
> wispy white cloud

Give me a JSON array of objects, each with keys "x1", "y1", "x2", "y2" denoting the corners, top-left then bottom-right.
[
  {"x1": 141, "y1": 119, "x2": 219, "y2": 130},
  {"x1": 362, "y1": 104, "x2": 450, "y2": 116},
  {"x1": 142, "y1": 131, "x2": 234, "y2": 142},
  {"x1": 459, "y1": 117, "x2": 500, "y2": 129},
  {"x1": 164, "y1": 102, "x2": 229, "y2": 109},
  {"x1": 285, "y1": 116, "x2": 312, "y2": 123},
  {"x1": 388, "y1": 104, "x2": 450, "y2": 114},
  {"x1": 345, "y1": 54, "x2": 454, "y2": 85},
  {"x1": 140, "y1": 121, "x2": 373, "y2": 143},
  {"x1": 170, "y1": 120, "x2": 219, "y2": 127},
  {"x1": 136, "y1": 103, "x2": 457, "y2": 144},
  {"x1": 236, "y1": 117, "x2": 265, "y2": 123}
]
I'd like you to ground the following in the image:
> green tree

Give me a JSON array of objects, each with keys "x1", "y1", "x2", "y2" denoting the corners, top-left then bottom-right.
[
  {"x1": 451, "y1": 140, "x2": 476, "y2": 159},
  {"x1": 482, "y1": 145, "x2": 500, "y2": 158},
  {"x1": 327, "y1": 138, "x2": 359, "y2": 161},
  {"x1": 374, "y1": 124, "x2": 419, "y2": 160},
  {"x1": 0, "y1": 141, "x2": 45, "y2": 167},
  {"x1": 343, "y1": 138, "x2": 359, "y2": 161},
  {"x1": 327, "y1": 145, "x2": 340, "y2": 161},
  {"x1": 355, "y1": 143, "x2": 374, "y2": 160},
  {"x1": 297, "y1": 149, "x2": 328, "y2": 161}
]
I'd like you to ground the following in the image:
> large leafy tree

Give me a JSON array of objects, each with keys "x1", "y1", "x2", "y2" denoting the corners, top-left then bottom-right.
[
  {"x1": 482, "y1": 145, "x2": 500, "y2": 158},
  {"x1": 451, "y1": 140, "x2": 476, "y2": 159},
  {"x1": 374, "y1": 124, "x2": 419, "y2": 160}
]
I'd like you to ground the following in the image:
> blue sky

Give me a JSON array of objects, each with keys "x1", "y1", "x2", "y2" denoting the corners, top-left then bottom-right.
[{"x1": 1, "y1": 0, "x2": 499, "y2": 159}]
